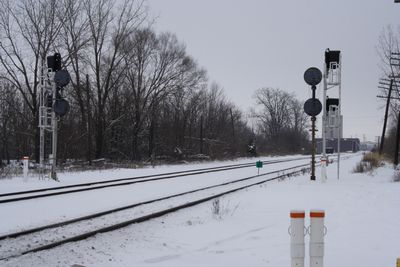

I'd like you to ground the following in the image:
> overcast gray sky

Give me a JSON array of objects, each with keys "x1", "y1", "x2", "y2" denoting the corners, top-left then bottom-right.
[{"x1": 147, "y1": 0, "x2": 399, "y2": 142}]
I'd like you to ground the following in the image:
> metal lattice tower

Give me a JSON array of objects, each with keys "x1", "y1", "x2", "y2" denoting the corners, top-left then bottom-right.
[
  {"x1": 38, "y1": 63, "x2": 58, "y2": 180},
  {"x1": 322, "y1": 49, "x2": 342, "y2": 180}
]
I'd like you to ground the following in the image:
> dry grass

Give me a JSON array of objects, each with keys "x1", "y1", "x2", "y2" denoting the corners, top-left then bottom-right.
[
  {"x1": 211, "y1": 198, "x2": 239, "y2": 219},
  {"x1": 0, "y1": 165, "x2": 22, "y2": 179},
  {"x1": 353, "y1": 152, "x2": 382, "y2": 173},
  {"x1": 362, "y1": 152, "x2": 381, "y2": 168}
]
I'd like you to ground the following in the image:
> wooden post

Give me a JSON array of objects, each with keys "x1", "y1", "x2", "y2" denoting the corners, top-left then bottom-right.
[
  {"x1": 394, "y1": 111, "x2": 400, "y2": 166},
  {"x1": 379, "y1": 79, "x2": 393, "y2": 154}
]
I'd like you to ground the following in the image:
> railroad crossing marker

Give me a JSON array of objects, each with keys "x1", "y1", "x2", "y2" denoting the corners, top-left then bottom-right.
[{"x1": 256, "y1": 160, "x2": 263, "y2": 175}]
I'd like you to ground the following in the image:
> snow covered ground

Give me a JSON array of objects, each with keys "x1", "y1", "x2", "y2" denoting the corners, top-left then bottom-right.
[
  {"x1": 1, "y1": 153, "x2": 400, "y2": 267},
  {"x1": 0, "y1": 155, "x2": 305, "y2": 194},
  {"x1": 0, "y1": 156, "x2": 310, "y2": 235}
]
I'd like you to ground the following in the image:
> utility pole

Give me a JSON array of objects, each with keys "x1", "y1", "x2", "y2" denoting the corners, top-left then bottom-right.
[
  {"x1": 391, "y1": 52, "x2": 400, "y2": 165},
  {"x1": 378, "y1": 79, "x2": 393, "y2": 154},
  {"x1": 395, "y1": 111, "x2": 400, "y2": 166}
]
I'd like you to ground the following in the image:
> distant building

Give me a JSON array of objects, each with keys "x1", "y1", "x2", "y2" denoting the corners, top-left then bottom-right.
[
  {"x1": 359, "y1": 141, "x2": 376, "y2": 151},
  {"x1": 316, "y1": 138, "x2": 360, "y2": 154}
]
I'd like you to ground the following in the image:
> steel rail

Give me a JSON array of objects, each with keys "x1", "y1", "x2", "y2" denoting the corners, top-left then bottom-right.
[
  {"x1": 0, "y1": 154, "x2": 357, "y2": 261},
  {"x1": 0, "y1": 157, "x2": 309, "y2": 204},
  {"x1": 0, "y1": 162, "x2": 310, "y2": 241},
  {"x1": 0, "y1": 157, "x2": 308, "y2": 198},
  {"x1": 0, "y1": 163, "x2": 312, "y2": 261}
]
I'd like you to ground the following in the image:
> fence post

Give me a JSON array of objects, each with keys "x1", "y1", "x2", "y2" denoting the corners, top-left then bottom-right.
[
  {"x1": 22, "y1": 156, "x2": 29, "y2": 181},
  {"x1": 310, "y1": 210, "x2": 325, "y2": 267},
  {"x1": 320, "y1": 157, "x2": 327, "y2": 182},
  {"x1": 290, "y1": 210, "x2": 305, "y2": 267}
]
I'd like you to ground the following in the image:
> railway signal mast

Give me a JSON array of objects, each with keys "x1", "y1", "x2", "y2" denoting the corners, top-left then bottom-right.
[
  {"x1": 38, "y1": 53, "x2": 70, "y2": 180},
  {"x1": 322, "y1": 49, "x2": 342, "y2": 180},
  {"x1": 303, "y1": 67, "x2": 323, "y2": 181}
]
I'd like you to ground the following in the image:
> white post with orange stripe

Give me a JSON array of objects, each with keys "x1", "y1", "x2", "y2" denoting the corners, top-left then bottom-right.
[
  {"x1": 22, "y1": 156, "x2": 29, "y2": 181},
  {"x1": 290, "y1": 210, "x2": 305, "y2": 267},
  {"x1": 309, "y1": 210, "x2": 325, "y2": 267}
]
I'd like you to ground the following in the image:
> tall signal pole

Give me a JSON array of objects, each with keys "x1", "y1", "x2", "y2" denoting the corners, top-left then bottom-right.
[
  {"x1": 38, "y1": 53, "x2": 70, "y2": 180},
  {"x1": 322, "y1": 49, "x2": 342, "y2": 180},
  {"x1": 303, "y1": 67, "x2": 323, "y2": 181},
  {"x1": 337, "y1": 53, "x2": 342, "y2": 180},
  {"x1": 51, "y1": 74, "x2": 58, "y2": 180},
  {"x1": 321, "y1": 57, "x2": 328, "y2": 182},
  {"x1": 39, "y1": 63, "x2": 55, "y2": 179}
]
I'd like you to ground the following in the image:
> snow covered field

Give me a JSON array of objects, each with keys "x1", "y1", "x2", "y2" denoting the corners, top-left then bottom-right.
[{"x1": 1, "y1": 153, "x2": 400, "y2": 267}]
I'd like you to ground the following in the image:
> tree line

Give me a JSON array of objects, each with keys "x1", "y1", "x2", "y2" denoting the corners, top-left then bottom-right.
[
  {"x1": 0, "y1": 0, "x2": 310, "y2": 166},
  {"x1": 377, "y1": 25, "x2": 400, "y2": 159}
]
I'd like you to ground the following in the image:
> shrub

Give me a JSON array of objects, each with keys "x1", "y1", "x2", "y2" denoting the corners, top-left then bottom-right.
[
  {"x1": 0, "y1": 165, "x2": 22, "y2": 178},
  {"x1": 353, "y1": 152, "x2": 382, "y2": 173},
  {"x1": 211, "y1": 198, "x2": 221, "y2": 216},
  {"x1": 353, "y1": 161, "x2": 367, "y2": 173},
  {"x1": 393, "y1": 171, "x2": 400, "y2": 182},
  {"x1": 361, "y1": 152, "x2": 381, "y2": 168},
  {"x1": 211, "y1": 198, "x2": 239, "y2": 219}
]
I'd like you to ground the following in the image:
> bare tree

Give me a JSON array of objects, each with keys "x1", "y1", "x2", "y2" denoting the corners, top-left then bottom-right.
[
  {"x1": 0, "y1": 0, "x2": 63, "y2": 162},
  {"x1": 0, "y1": 0, "x2": 256, "y2": 164},
  {"x1": 377, "y1": 26, "x2": 400, "y2": 117},
  {"x1": 290, "y1": 98, "x2": 308, "y2": 134},
  {"x1": 252, "y1": 87, "x2": 308, "y2": 153},
  {"x1": 377, "y1": 26, "x2": 400, "y2": 159},
  {"x1": 378, "y1": 26, "x2": 400, "y2": 76},
  {"x1": 253, "y1": 88, "x2": 292, "y2": 139},
  {"x1": 151, "y1": 50, "x2": 206, "y2": 158},
  {"x1": 83, "y1": 0, "x2": 148, "y2": 158},
  {"x1": 123, "y1": 29, "x2": 199, "y2": 160},
  {"x1": 0, "y1": 82, "x2": 29, "y2": 164},
  {"x1": 58, "y1": 0, "x2": 93, "y2": 161}
]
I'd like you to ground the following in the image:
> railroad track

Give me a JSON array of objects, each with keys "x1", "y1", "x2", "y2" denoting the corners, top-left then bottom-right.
[
  {"x1": 0, "y1": 162, "x2": 313, "y2": 261},
  {"x1": 0, "y1": 156, "x2": 310, "y2": 204},
  {"x1": 0, "y1": 154, "x2": 356, "y2": 261}
]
